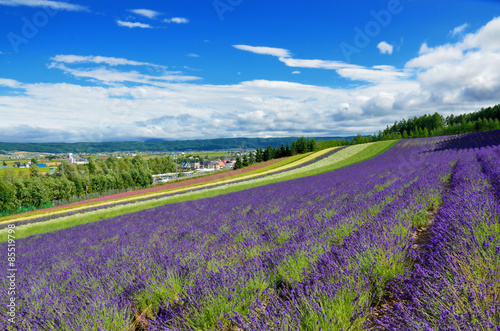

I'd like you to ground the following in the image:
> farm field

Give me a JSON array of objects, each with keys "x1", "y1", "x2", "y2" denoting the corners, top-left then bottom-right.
[
  {"x1": 0, "y1": 168, "x2": 30, "y2": 175},
  {"x1": 0, "y1": 155, "x2": 298, "y2": 223},
  {"x1": 1, "y1": 132, "x2": 499, "y2": 330},
  {"x1": 0, "y1": 142, "x2": 393, "y2": 240}
]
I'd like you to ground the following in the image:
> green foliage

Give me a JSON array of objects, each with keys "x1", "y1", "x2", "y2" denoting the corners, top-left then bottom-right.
[
  {"x1": 236, "y1": 137, "x2": 317, "y2": 171},
  {"x1": 0, "y1": 180, "x2": 19, "y2": 212},
  {"x1": 0, "y1": 155, "x2": 154, "y2": 215},
  {"x1": 233, "y1": 157, "x2": 243, "y2": 170},
  {"x1": 380, "y1": 104, "x2": 500, "y2": 139},
  {"x1": 242, "y1": 155, "x2": 249, "y2": 167}
]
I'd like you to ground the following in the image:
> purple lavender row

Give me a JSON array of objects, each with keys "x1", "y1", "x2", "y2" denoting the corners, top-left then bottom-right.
[{"x1": 374, "y1": 147, "x2": 500, "y2": 330}]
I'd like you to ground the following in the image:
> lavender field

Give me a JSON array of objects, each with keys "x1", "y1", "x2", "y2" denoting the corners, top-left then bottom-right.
[{"x1": 2, "y1": 132, "x2": 500, "y2": 330}]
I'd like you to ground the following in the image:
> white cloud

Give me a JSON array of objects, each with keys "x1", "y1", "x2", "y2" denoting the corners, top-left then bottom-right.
[
  {"x1": 406, "y1": 16, "x2": 500, "y2": 104},
  {"x1": 233, "y1": 45, "x2": 292, "y2": 58},
  {"x1": 292, "y1": 71, "x2": 301, "y2": 74},
  {"x1": 164, "y1": 17, "x2": 189, "y2": 24},
  {"x1": 49, "y1": 63, "x2": 200, "y2": 85},
  {"x1": 186, "y1": 53, "x2": 200, "y2": 58},
  {"x1": 278, "y1": 57, "x2": 351, "y2": 70},
  {"x1": 50, "y1": 55, "x2": 164, "y2": 68},
  {"x1": 451, "y1": 23, "x2": 469, "y2": 37},
  {"x1": 235, "y1": 44, "x2": 411, "y2": 83},
  {"x1": 337, "y1": 66, "x2": 411, "y2": 83},
  {"x1": 116, "y1": 20, "x2": 152, "y2": 29},
  {"x1": 129, "y1": 9, "x2": 161, "y2": 19},
  {"x1": 406, "y1": 43, "x2": 463, "y2": 68},
  {"x1": 0, "y1": 0, "x2": 88, "y2": 11},
  {"x1": 0, "y1": 78, "x2": 21, "y2": 88},
  {"x1": 377, "y1": 41, "x2": 393, "y2": 55},
  {"x1": 463, "y1": 17, "x2": 500, "y2": 50},
  {"x1": 0, "y1": 77, "x2": 423, "y2": 142}
]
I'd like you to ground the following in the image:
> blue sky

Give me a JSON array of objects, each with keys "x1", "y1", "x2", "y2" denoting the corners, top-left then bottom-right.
[{"x1": 1, "y1": 0, "x2": 500, "y2": 142}]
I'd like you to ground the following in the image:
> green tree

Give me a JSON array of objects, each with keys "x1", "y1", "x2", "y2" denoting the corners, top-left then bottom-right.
[
  {"x1": 308, "y1": 137, "x2": 317, "y2": 151},
  {"x1": 248, "y1": 151, "x2": 255, "y2": 164},
  {"x1": 233, "y1": 157, "x2": 243, "y2": 170},
  {"x1": 279, "y1": 144, "x2": 286, "y2": 158},
  {"x1": 23, "y1": 177, "x2": 50, "y2": 208},
  {"x1": 0, "y1": 180, "x2": 19, "y2": 212},
  {"x1": 29, "y1": 164, "x2": 40, "y2": 177},
  {"x1": 242, "y1": 155, "x2": 249, "y2": 167},
  {"x1": 255, "y1": 148, "x2": 264, "y2": 163}
]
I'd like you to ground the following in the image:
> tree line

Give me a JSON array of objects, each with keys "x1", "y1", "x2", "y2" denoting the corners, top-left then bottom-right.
[
  {"x1": 233, "y1": 137, "x2": 317, "y2": 170},
  {"x1": 378, "y1": 104, "x2": 500, "y2": 140},
  {"x1": 0, "y1": 156, "x2": 176, "y2": 215}
]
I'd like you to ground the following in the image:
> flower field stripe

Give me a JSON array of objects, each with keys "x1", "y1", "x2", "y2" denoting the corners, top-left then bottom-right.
[
  {"x1": 0, "y1": 144, "x2": 388, "y2": 240},
  {"x1": 0, "y1": 149, "x2": 329, "y2": 225},
  {"x1": 0, "y1": 153, "x2": 308, "y2": 224}
]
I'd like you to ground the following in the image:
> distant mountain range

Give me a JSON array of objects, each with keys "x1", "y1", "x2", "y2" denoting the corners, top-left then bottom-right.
[{"x1": 0, "y1": 137, "x2": 350, "y2": 154}]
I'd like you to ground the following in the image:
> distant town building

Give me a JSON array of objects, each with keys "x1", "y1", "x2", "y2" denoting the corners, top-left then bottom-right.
[{"x1": 67, "y1": 153, "x2": 88, "y2": 165}]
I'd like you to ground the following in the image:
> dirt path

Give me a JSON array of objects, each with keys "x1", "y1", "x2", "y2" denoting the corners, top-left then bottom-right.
[{"x1": 366, "y1": 207, "x2": 439, "y2": 330}]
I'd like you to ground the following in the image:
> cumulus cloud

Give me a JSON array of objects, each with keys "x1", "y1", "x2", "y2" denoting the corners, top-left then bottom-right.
[
  {"x1": 406, "y1": 16, "x2": 500, "y2": 104},
  {"x1": 116, "y1": 20, "x2": 152, "y2": 29},
  {"x1": 292, "y1": 71, "x2": 301, "y2": 74},
  {"x1": 377, "y1": 41, "x2": 393, "y2": 55},
  {"x1": 164, "y1": 17, "x2": 189, "y2": 24},
  {"x1": 0, "y1": 77, "x2": 421, "y2": 142},
  {"x1": 129, "y1": 9, "x2": 161, "y2": 19},
  {"x1": 0, "y1": 0, "x2": 88, "y2": 11}
]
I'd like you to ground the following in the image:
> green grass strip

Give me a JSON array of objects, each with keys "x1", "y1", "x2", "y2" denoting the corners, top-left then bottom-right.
[{"x1": 0, "y1": 141, "x2": 396, "y2": 241}]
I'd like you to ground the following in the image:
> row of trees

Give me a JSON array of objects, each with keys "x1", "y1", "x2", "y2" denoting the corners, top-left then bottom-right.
[
  {"x1": 233, "y1": 137, "x2": 318, "y2": 170},
  {"x1": 0, "y1": 156, "x2": 176, "y2": 214},
  {"x1": 378, "y1": 105, "x2": 500, "y2": 140}
]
